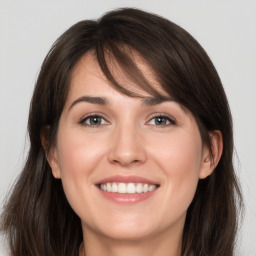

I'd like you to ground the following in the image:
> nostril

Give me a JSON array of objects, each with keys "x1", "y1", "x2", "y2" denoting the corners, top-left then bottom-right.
[
  {"x1": 107, "y1": 138, "x2": 147, "y2": 166},
  {"x1": 111, "y1": 158, "x2": 142, "y2": 166}
]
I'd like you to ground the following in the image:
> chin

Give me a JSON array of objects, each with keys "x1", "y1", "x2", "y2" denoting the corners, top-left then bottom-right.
[{"x1": 102, "y1": 226, "x2": 155, "y2": 241}]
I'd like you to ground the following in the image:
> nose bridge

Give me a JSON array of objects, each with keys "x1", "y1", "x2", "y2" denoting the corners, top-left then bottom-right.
[{"x1": 108, "y1": 119, "x2": 146, "y2": 166}]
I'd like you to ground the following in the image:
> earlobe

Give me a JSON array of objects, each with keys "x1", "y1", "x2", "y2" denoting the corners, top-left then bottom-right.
[
  {"x1": 199, "y1": 130, "x2": 223, "y2": 179},
  {"x1": 40, "y1": 126, "x2": 61, "y2": 179}
]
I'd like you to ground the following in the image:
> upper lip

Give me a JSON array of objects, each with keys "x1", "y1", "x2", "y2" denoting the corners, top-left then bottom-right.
[{"x1": 96, "y1": 175, "x2": 159, "y2": 185}]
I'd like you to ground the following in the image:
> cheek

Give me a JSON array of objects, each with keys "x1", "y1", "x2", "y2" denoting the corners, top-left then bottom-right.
[
  {"x1": 149, "y1": 131, "x2": 202, "y2": 213},
  {"x1": 56, "y1": 127, "x2": 106, "y2": 176},
  {"x1": 55, "y1": 127, "x2": 106, "y2": 213}
]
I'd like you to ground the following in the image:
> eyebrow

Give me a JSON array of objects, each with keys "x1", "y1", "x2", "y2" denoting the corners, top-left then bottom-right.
[
  {"x1": 69, "y1": 96, "x2": 108, "y2": 110},
  {"x1": 69, "y1": 95, "x2": 174, "y2": 110},
  {"x1": 142, "y1": 97, "x2": 174, "y2": 106}
]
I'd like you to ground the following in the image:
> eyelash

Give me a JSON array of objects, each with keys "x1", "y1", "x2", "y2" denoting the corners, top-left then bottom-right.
[
  {"x1": 79, "y1": 113, "x2": 176, "y2": 127},
  {"x1": 147, "y1": 114, "x2": 176, "y2": 126},
  {"x1": 79, "y1": 114, "x2": 109, "y2": 128}
]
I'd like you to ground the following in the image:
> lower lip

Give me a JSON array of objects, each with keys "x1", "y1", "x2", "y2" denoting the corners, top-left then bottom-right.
[{"x1": 97, "y1": 187, "x2": 158, "y2": 204}]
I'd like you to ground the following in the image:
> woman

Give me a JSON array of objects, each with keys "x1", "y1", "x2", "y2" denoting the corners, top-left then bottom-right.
[{"x1": 1, "y1": 8, "x2": 242, "y2": 256}]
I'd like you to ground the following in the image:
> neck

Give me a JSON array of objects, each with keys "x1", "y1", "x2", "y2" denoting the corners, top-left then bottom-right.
[{"x1": 80, "y1": 226, "x2": 183, "y2": 256}]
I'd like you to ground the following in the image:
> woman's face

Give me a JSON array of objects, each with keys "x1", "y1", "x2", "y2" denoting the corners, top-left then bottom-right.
[{"x1": 48, "y1": 53, "x2": 213, "y2": 242}]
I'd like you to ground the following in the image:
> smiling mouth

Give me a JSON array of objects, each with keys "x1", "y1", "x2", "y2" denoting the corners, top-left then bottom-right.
[{"x1": 98, "y1": 182, "x2": 159, "y2": 194}]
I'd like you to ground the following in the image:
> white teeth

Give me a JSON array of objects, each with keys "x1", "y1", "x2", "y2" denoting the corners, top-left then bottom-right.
[
  {"x1": 118, "y1": 183, "x2": 126, "y2": 193},
  {"x1": 99, "y1": 182, "x2": 158, "y2": 194},
  {"x1": 143, "y1": 184, "x2": 148, "y2": 193},
  {"x1": 107, "y1": 183, "x2": 112, "y2": 192},
  {"x1": 136, "y1": 183, "x2": 143, "y2": 193},
  {"x1": 112, "y1": 183, "x2": 118, "y2": 192},
  {"x1": 148, "y1": 185, "x2": 157, "y2": 192},
  {"x1": 127, "y1": 183, "x2": 136, "y2": 193},
  {"x1": 100, "y1": 184, "x2": 107, "y2": 191}
]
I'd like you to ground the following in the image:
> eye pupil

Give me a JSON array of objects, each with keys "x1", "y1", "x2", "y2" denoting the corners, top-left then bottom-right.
[
  {"x1": 155, "y1": 117, "x2": 166, "y2": 125},
  {"x1": 90, "y1": 117, "x2": 101, "y2": 125}
]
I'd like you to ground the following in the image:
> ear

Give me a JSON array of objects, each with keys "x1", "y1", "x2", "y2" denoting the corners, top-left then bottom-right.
[
  {"x1": 199, "y1": 130, "x2": 223, "y2": 179},
  {"x1": 40, "y1": 126, "x2": 61, "y2": 179}
]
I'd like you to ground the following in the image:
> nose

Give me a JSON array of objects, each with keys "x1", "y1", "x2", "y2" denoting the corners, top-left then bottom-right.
[{"x1": 107, "y1": 123, "x2": 147, "y2": 167}]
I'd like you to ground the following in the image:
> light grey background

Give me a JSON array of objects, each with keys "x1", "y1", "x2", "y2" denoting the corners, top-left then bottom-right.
[{"x1": 0, "y1": 1, "x2": 255, "y2": 255}]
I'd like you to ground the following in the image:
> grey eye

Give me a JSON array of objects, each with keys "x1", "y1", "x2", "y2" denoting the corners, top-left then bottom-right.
[
  {"x1": 80, "y1": 115, "x2": 108, "y2": 126},
  {"x1": 148, "y1": 116, "x2": 176, "y2": 126}
]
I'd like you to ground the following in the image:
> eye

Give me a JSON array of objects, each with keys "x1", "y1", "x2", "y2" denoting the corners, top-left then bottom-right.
[
  {"x1": 79, "y1": 115, "x2": 109, "y2": 127},
  {"x1": 147, "y1": 115, "x2": 176, "y2": 126}
]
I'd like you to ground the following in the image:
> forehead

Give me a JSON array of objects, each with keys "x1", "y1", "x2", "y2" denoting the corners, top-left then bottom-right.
[
  {"x1": 69, "y1": 51, "x2": 169, "y2": 100},
  {"x1": 64, "y1": 52, "x2": 191, "y2": 119}
]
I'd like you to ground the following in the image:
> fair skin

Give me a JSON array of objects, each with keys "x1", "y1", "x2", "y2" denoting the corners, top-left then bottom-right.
[{"x1": 46, "y1": 53, "x2": 222, "y2": 256}]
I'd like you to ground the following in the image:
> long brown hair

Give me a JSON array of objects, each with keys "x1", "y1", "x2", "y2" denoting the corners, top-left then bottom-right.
[{"x1": 1, "y1": 8, "x2": 242, "y2": 256}]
